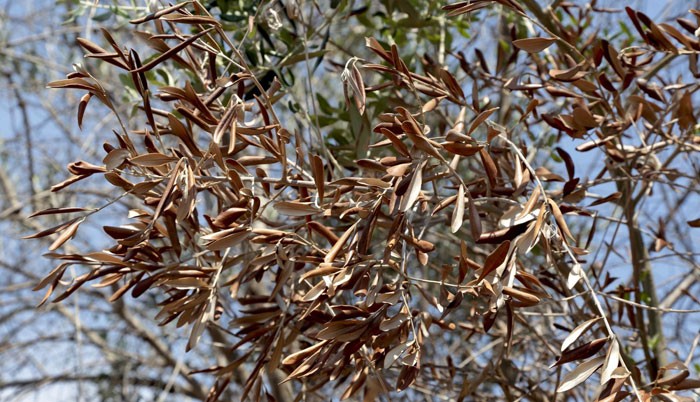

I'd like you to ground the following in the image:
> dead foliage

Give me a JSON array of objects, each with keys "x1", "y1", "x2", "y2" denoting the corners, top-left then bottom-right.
[{"x1": 26, "y1": 1, "x2": 700, "y2": 400}]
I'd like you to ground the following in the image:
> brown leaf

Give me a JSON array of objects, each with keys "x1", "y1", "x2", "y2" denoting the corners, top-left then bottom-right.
[
  {"x1": 204, "y1": 227, "x2": 250, "y2": 251},
  {"x1": 29, "y1": 207, "x2": 92, "y2": 218},
  {"x1": 513, "y1": 37, "x2": 557, "y2": 53},
  {"x1": 477, "y1": 240, "x2": 510, "y2": 282},
  {"x1": 131, "y1": 28, "x2": 215, "y2": 73},
  {"x1": 399, "y1": 162, "x2": 424, "y2": 212},
  {"x1": 451, "y1": 185, "x2": 465, "y2": 233},
  {"x1": 160, "y1": 14, "x2": 222, "y2": 26},
  {"x1": 443, "y1": 142, "x2": 483, "y2": 156},
  {"x1": 274, "y1": 201, "x2": 322, "y2": 216},
  {"x1": 557, "y1": 356, "x2": 605, "y2": 393},
  {"x1": 555, "y1": 147, "x2": 575, "y2": 180},
  {"x1": 502, "y1": 286, "x2": 540, "y2": 306},
  {"x1": 311, "y1": 154, "x2": 325, "y2": 201},
  {"x1": 317, "y1": 320, "x2": 365, "y2": 342},
  {"x1": 23, "y1": 217, "x2": 83, "y2": 240},
  {"x1": 589, "y1": 192, "x2": 622, "y2": 207},
  {"x1": 561, "y1": 317, "x2": 600, "y2": 351},
  {"x1": 129, "y1": 152, "x2": 179, "y2": 167},
  {"x1": 282, "y1": 341, "x2": 327, "y2": 366},
  {"x1": 468, "y1": 191, "x2": 482, "y2": 240},
  {"x1": 552, "y1": 338, "x2": 607, "y2": 368},
  {"x1": 548, "y1": 199, "x2": 575, "y2": 241},
  {"x1": 468, "y1": 107, "x2": 499, "y2": 135},
  {"x1": 396, "y1": 365, "x2": 419, "y2": 392},
  {"x1": 324, "y1": 222, "x2": 358, "y2": 263},
  {"x1": 49, "y1": 217, "x2": 84, "y2": 251},
  {"x1": 77, "y1": 93, "x2": 92, "y2": 130},
  {"x1": 103, "y1": 148, "x2": 130, "y2": 171},
  {"x1": 479, "y1": 148, "x2": 498, "y2": 187}
]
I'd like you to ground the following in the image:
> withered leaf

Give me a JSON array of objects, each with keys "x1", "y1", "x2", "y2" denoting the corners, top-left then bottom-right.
[
  {"x1": 103, "y1": 148, "x2": 130, "y2": 170},
  {"x1": 443, "y1": 142, "x2": 483, "y2": 156},
  {"x1": 477, "y1": 240, "x2": 510, "y2": 282},
  {"x1": 548, "y1": 199, "x2": 575, "y2": 241},
  {"x1": 552, "y1": 337, "x2": 607, "y2": 368},
  {"x1": 160, "y1": 14, "x2": 222, "y2": 26},
  {"x1": 282, "y1": 341, "x2": 327, "y2": 366},
  {"x1": 561, "y1": 317, "x2": 600, "y2": 351},
  {"x1": 379, "y1": 312, "x2": 409, "y2": 332},
  {"x1": 23, "y1": 217, "x2": 83, "y2": 240},
  {"x1": 129, "y1": 152, "x2": 179, "y2": 167},
  {"x1": 384, "y1": 341, "x2": 411, "y2": 369},
  {"x1": 317, "y1": 320, "x2": 366, "y2": 342},
  {"x1": 131, "y1": 28, "x2": 215, "y2": 73},
  {"x1": 77, "y1": 93, "x2": 92, "y2": 129},
  {"x1": 324, "y1": 222, "x2": 358, "y2": 263},
  {"x1": 48, "y1": 217, "x2": 84, "y2": 251},
  {"x1": 203, "y1": 227, "x2": 250, "y2": 251},
  {"x1": 399, "y1": 162, "x2": 424, "y2": 212},
  {"x1": 274, "y1": 201, "x2": 322, "y2": 216},
  {"x1": 600, "y1": 339, "x2": 621, "y2": 384},
  {"x1": 29, "y1": 207, "x2": 93, "y2": 218},
  {"x1": 557, "y1": 356, "x2": 605, "y2": 393},
  {"x1": 502, "y1": 286, "x2": 540, "y2": 306},
  {"x1": 589, "y1": 192, "x2": 622, "y2": 207},
  {"x1": 451, "y1": 185, "x2": 465, "y2": 233},
  {"x1": 513, "y1": 37, "x2": 557, "y2": 53},
  {"x1": 468, "y1": 107, "x2": 499, "y2": 135}
]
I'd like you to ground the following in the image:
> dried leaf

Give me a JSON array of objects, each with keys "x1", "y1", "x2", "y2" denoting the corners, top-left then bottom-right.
[
  {"x1": 601, "y1": 339, "x2": 621, "y2": 384},
  {"x1": 48, "y1": 217, "x2": 84, "y2": 251},
  {"x1": 549, "y1": 199, "x2": 575, "y2": 241},
  {"x1": 552, "y1": 338, "x2": 607, "y2": 368},
  {"x1": 29, "y1": 207, "x2": 92, "y2": 218},
  {"x1": 399, "y1": 162, "x2": 424, "y2": 212},
  {"x1": 557, "y1": 356, "x2": 605, "y2": 393},
  {"x1": 324, "y1": 222, "x2": 358, "y2": 263},
  {"x1": 451, "y1": 185, "x2": 465, "y2": 233},
  {"x1": 77, "y1": 93, "x2": 92, "y2": 129},
  {"x1": 130, "y1": 152, "x2": 179, "y2": 167},
  {"x1": 131, "y1": 28, "x2": 215, "y2": 73},
  {"x1": 103, "y1": 148, "x2": 130, "y2": 170},
  {"x1": 561, "y1": 317, "x2": 600, "y2": 351},
  {"x1": 274, "y1": 201, "x2": 322, "y2": 216},
  {"x1": 468, "y1": 107, "x2": 499, "y2": 135},
  {"x1": 384, "y1": 341, "x2": 411, "y2": 369},
  {"x1": 477, "y1": 240, "x2": 510, "y2": 282},
  {"x1": 380, "y1": 313, "x2": 409, "y2": 331},
  {"x1": 567, "y1": 263, "x2": 583, "y2": 289},
  {"x1": 513, "y1": 37, "x2": 557, "y2": 53},
  {"x1": 204, "y1": 227, "x2": 250, "y2": 251},
  {"x1": 589, "y1": 192, "x2": 622, "y2": 207}
]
